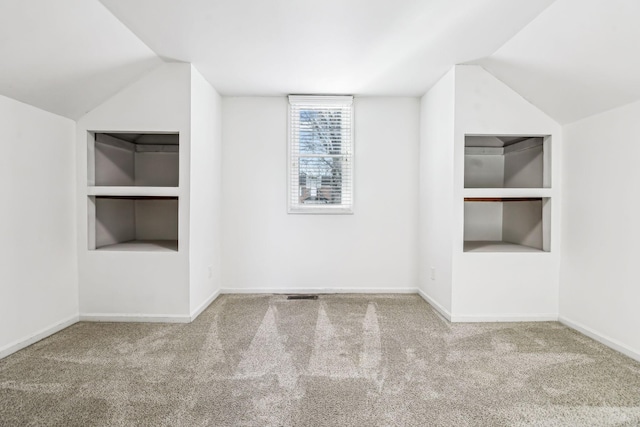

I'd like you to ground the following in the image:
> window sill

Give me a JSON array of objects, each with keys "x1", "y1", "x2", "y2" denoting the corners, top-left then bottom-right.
[{"x1": 288, "y1": 206, "x2": 353, "y2": 215}]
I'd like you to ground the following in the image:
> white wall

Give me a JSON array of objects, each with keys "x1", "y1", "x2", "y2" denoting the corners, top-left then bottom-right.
[
  {"x1": 464, "y1": 201, "x2": 503, "y2": 241},
  {"x1": 464, "y1": 154, "x2": 504, "y2": 188},
  {"x1": 77, "y1": 64, "x2": 191, "y2": 318},
  {"x1": 0, "y1": 95, "x2": 78, "y2": 357},
  {"x1": 95, "y1": 198, "x2": 135, "y2": 247},
  {"x1": 504, "y1": 144, "x2": 543, "y2": 188},
  {"x1": 189, "y1": 66, "x2": 223, "y2": 315},
  {"x1": 418, "y1": 69, "x2": 455, "y2": 314},
  {"x1": 560, "y1": 99, "x2": 640, "y2": 360},
  {"x1": 222, "y1": 97, "x2": 419, "y2": 292},
  {"x1": 452, "y1": 66, "x2": 561, "y2": 320}
]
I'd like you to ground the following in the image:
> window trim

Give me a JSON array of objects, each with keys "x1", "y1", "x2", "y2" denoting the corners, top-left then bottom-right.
[{"x1": 287, "y1": 95, "x2": 354, "y2": 215}]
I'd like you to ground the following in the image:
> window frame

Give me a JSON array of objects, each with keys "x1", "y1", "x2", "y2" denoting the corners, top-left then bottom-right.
[{"x1": 287, "y1": 95, "x2": 354, "y2": 215}]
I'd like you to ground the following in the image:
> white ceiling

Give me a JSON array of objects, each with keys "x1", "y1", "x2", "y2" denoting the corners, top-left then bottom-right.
[
  {"x1": 476, "y1": 0, "x2": 640, "y2": 124},
  {"x1": 98, "y1": 0, "x2": 555, "y2": 97},
  {"x1": 0, "y1": 0, "x2": 162, "y2": 119},
  {"x1": 2, "y1": 0, "x2": 639, "y2": 124}
]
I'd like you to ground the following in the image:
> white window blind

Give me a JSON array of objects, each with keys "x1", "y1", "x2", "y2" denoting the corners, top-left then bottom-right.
[{"x1": 288, "y1": 95, "x2": 353, "y2": 214}]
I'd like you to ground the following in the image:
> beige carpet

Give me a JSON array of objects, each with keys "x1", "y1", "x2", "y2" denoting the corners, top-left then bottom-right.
[{"x1": 1, "y1": 294, "x2": 640, "y2": 426}]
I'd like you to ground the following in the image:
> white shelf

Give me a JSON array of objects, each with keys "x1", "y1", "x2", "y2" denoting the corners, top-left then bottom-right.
[
  {"x1": 464, "y1": 136, "x2": 549, "y2": 189},
  {"x1": 88, "y1": 186, "x2": 180, "y2": 197},
  {"x1": 463, "y1": 188, "x2": 552, "y2": 198},
  {"x1": 463, "y1": 198, "x2": 549, "y2": 252},
  {"x1": 89, "y1": 196, "x2": 178, "y2": 252},
  {"x1": 464, "y1": 240, "x2": 544, "y2": 253},
  {"x1": 96, "y1": 240, "x2": 178, "y2": 252},
  {"x1": 91, "y1": 132, "x2": 179, "y2": 187},
  {"x1": 463, "y1": 135, "x2": 552, "y2": 253},
  {"x1": 88, "y1": 131, "x2": 181, "y2": 252}
]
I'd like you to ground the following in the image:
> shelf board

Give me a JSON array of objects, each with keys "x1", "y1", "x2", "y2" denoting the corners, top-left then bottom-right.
[
  {"x1": 464, "y1": 197, "x2": 542, "y2": 202},
  {"x1": 463, "y1": 188, "x2": 552, "y2": 199},
  {"x1": 88, "y1": 186, "x2": 180, "y2": 197},
  {"x1": 464, "y1": 241, "x2": 544, "y2": 253},
  {"x1": 95, "y1": 240, "x2": 178, "y2": 252}
]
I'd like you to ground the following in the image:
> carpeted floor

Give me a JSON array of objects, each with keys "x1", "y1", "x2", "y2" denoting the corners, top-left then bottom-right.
[{"x1": 1, "y1": 294, "x2": 640, "y2": 426}]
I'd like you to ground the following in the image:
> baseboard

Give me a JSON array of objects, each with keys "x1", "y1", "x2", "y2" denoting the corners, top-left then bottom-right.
[
  {"x1": 79, "y1": 313, "x2": 191, "y2": 324},
  {"x1": 0, "y1": 314, "x2": 79, "y2": 360},
  {"x1": 451, "y1": 314, "x2": 558, "y2": 322},
  {"x1": 190, "y1": 289, "x2": 221, "y2": 321},
  {"x1": 559, "y1": 316, "x2": 640, "y2": 363},
  {"x1": 220, "y1": 287, "x2": 418, "y2": 294},
  {"x1": 417, "y1": 289, "x2": 452, "y2": 321}
]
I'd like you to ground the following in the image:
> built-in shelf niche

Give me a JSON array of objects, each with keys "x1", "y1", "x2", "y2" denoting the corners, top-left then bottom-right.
[
  {"x1": 89, "y1": 196, "x2": 178, "y2": 252},
  {"x1": 465, "y1": 135, "x2": 550, "y2": 189},
  {"x1": 463, "y1": 198, "x2": 550, "y2": 252},
  {"x1": 90, "y1": 132, "x2": 179, "y2": 187}
]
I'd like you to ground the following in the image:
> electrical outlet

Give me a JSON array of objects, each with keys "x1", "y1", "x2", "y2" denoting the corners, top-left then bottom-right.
[
  {"x1": 208, "y1": 265, "x2": 213, "y2": 279},
  {"x1": 430, "y1": 267, "x2": 436, "y2": 280}
]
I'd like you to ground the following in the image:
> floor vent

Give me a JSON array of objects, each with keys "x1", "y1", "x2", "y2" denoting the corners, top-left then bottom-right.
[{"x1": 286, "y1": 294, "x2": 319, "y2": 300}]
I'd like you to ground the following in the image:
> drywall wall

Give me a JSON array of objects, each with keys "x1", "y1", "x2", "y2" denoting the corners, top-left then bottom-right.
[
  {"x1": 0, "y1": 94, "x2": 78, "y2": 357},
  {"x1": 95, "y1": 198, "x2": 135, "y2": 247},
  {"x1": 504, "y1": 144, "x2": 543, "y2": 188},
  {"x1": 135, "y1": 152, "x2": 179, "y2": 187},
  {"x1": 135, "y1": 199, "x2": 179, "y2": 241},
  {"x1": 77, "y1": 64, "x2": 191, "y2": 318},
  {"x1": 222, "y1": 97, "x2": 419, "y2": 292},
  {"x1": 502, "y1": 199, "x2": 543, "y2": 248},
  {"x1": 95, "y1": 139, "x2": 134, "y2": 186},
  {"x1": 463, "y1": 201, "x2": 503, "y2": 241},
  {"x1": 453, "y1": 65, "x2": 561, "y2": 319},
  {"x1": 418, "y1": 68, "x2": 455, "y2": 315},
  {"x1": 189, "y1": 66, "x2": 223, "y2": 315},
  {"x1": 464, "y1": 154, "x2": 505, "y2": 188},
  {"x1": 560, "y1": 99, "x2": 640, "y2": 360}
]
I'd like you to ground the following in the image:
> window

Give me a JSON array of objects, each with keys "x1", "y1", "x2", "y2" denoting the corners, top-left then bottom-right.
[{"x1": 288, "y1": 95, "x2": 353, "y2": 214}]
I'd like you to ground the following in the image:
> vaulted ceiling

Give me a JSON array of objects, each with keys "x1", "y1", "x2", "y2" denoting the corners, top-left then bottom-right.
[
  {"x1": 1, "y1": 0, "x2": 638, "y2": 124},
  {"x1": 474, "y1": 0, "x2": 640, "y2": 124},
  {"x1": 0, "y1": 0, "x2": 162, "y2": 119},
  {"x1": 97, "y1": 0, "x2": 554, "y2": 97}
]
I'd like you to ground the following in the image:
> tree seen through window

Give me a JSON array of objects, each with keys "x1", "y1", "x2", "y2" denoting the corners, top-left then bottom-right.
[{"x1": 298, "y1": 109, "x2": 344, "y2": 204}]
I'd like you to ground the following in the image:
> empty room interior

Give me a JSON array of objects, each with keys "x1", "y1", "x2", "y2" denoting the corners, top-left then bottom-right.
[{"x1": 2, "y1": 0, "x2": 640, "y2": 425}]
